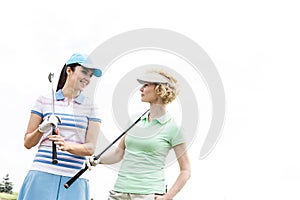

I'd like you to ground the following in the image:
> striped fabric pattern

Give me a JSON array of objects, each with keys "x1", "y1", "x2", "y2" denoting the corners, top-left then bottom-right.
[
  {"x1": 29, "y1": 90, "x2": 101, "y2": 177},
  {"x1": 31, "y1": 147, "x2": 86, "y2": 176}
]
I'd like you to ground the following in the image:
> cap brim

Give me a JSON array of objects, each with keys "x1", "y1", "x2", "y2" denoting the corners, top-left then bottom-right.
[
  {"x1": 93, "y1": 69, "x2": 102, "y2": 77},
  {"x1": 136, "y1": 72, "x2": 176, "y2": 88},
  {"x1": 136, "y1": 73, "x2": 169, "y2": 85},
  {"x1": 81, "y1": 63, "x2": 102, "y2": 77},
  {"x1": 136, "y1": 79, "x2": 147, "y2": 85}
]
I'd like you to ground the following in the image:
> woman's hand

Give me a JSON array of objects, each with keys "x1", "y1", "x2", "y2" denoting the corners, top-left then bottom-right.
[
  {"x1": 82, "y1": 156, "x2": 101, "y2": 170},
  {"x1": 48, "y1": 124, "x2": 99, "y2": 157},
  {"x1": 47, "y1": 130, "x2": 68, "y2": 151},
  {"x1": 38, "y1": 114, "x2": 61, "y2": 133}
]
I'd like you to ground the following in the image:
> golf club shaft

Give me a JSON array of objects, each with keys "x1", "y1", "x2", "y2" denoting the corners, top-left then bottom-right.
[
  {"x1": 48, "y1": 72, "x2": 58, "y2": 164},
  {"x1": 64, "y1": 109, "x2": 149, "y2": 189}
]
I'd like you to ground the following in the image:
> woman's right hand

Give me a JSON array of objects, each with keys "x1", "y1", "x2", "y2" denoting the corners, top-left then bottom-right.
[
  {"x1": 83, "y1": 156, "x2": 101, "y2": 170},
  {"x1": 38, "y1": 114, "x2": 61, "y2": 133}
]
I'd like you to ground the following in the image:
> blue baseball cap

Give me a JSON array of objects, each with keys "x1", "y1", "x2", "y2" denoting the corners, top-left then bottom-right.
[{"x1": 65, "y1": 53, "x2": 102, "y2": 77}]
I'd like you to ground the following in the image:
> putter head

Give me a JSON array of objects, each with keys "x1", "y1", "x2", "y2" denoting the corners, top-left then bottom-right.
[{"x1": 48, "y1": 72, "x2": 54, "y2": 83}]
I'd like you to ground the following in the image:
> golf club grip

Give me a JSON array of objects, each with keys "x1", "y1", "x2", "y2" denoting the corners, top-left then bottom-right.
[
  {"x1": 64, "y1": 166, "x2": 88, "y2": 189},
  {"x1": 52, "y1": 125, "x2": 58, "y2": 164}
]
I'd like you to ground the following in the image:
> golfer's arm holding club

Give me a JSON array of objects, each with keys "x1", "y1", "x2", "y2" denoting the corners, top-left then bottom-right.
[
  {"x1": 85, "y1": 135, "x2": 126, "y2": 167},
  {"x1": 24, "y1": 110, "x2": 99, "y2": 157},
  {"x1": 24, "y1": 113, "x2": 60, "y2": 149}
]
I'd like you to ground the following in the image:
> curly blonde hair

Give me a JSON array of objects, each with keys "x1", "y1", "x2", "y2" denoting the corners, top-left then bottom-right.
[{"x1": 153, "y1": 70, "x2": 178, "y2": 104}]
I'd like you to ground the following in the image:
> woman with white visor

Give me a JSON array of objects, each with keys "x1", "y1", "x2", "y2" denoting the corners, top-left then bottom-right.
[{"x1": 85, "y1": 69, "x2": 191, "y2": 200}]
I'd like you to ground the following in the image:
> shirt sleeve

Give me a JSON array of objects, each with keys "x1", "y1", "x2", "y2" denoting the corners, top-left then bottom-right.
[
  {"x1": 88, "y1": 101, "x2": 102, "y2": 122},
  {"x1": 31, "y1": 95, "x2": 44, "y2": 117},
  {"x1": 169, "y1": 123, "x2": 185, "y2": 147}
]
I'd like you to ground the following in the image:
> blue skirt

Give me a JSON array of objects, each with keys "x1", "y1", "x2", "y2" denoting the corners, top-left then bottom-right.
[{"x1": 18, "y1": 170, "x2": 90, "y2": 200}]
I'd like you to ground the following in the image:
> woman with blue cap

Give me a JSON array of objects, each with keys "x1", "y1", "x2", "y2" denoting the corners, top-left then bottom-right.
[
  {"x1": 18, "y1": 53, "x2": 102, "y2": 200},
  {"x1": 84, "y1": 69, "x2": 191, "y2": 200}
]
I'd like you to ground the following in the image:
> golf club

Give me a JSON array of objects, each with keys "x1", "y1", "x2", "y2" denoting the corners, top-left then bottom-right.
[{"x1": 48, "y1": 72, "x2": 58, "y2": 164}]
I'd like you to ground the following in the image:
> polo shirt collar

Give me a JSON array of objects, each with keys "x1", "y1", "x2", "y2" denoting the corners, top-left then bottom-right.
[
  {"x1": 141, "y1": 111, "x2": 172, "y2": 124},
  {"x1": 55, "y1": 89, "x2": 85, "y2": 104}
]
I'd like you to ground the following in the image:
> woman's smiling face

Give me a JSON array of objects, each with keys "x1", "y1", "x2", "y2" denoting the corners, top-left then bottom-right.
[{"x1": 68, "y1": 65, "x2": 94, "y2": 91}]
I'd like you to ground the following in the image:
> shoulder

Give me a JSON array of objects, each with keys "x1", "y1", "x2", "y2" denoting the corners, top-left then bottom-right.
[
  {"x1": 165, "y1": 119, "x2": 180, "y2": 133},
  {"x1": 34, "y1": 91, "x2": 52, "y2": 103}
]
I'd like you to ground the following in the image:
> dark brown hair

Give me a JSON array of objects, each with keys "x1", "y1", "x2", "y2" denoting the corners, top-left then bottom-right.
[{"x1": 56, "y1": 64, "x2": 78, "y2": 91}]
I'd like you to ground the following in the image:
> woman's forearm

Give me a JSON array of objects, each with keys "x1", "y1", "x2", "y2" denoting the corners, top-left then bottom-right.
[
  {"x1": 63, "y1": 142, "x2": 96, "y2": 156},
  {"x1": 99, "y1": 135, "x2": 125, "y2": 164},
  {"x1": 99, "y1": 147, "x2": 124, "y2": 164},
  {"x1": 24, "y1": 128, "x2": 43, "y2": 149},
  {"x1": 164, "y1": 169, "x2": 191, "y2": 199},
  {"x1": 164, "y1": 143, "x2": 191, "y2": 199}
]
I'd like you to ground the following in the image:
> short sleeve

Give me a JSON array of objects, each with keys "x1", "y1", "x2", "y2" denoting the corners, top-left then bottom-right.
[
  {"x1": 87, "y1": 102, "x2": 102, "y2": 122},
  {"x1": 31, "y1": 95, "x2": 44, "y2": 117},
  {"x1": 169, "y1": 123, "x2": 185, "y2": 147}
]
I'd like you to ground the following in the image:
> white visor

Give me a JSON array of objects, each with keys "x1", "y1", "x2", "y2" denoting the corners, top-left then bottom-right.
[{"x1": 137, "y1": 71, "x2": 175, "y2": 87}]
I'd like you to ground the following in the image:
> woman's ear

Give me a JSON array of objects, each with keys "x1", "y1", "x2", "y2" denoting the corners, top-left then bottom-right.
[{"x1": 66, "y1": 66, "x2": 72, "y2": 75}]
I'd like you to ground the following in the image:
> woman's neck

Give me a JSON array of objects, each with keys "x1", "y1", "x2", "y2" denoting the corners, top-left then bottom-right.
[
  {"x1": 148, "y1": 103, "x2": 167, "y2": 121},
  {"x1": 62, "y1": 87, "x2": 80, "y2": 101}
]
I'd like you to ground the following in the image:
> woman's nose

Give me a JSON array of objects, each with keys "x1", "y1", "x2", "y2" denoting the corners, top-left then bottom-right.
[{"x1": 84, "y1": 74, "x2": 91, "y2": 82}]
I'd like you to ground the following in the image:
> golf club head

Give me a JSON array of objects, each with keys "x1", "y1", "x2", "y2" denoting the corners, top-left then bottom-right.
[{"x1": 48, "y1": 72, "x2": 54, "y2": 83}]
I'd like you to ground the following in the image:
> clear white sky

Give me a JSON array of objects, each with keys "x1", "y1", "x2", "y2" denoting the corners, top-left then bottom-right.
[{"x1": 1, "y1": 0, "x2": 300, "y2": 199}]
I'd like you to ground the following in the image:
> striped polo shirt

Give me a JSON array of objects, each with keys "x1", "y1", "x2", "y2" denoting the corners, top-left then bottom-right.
[{"x1": 30, "y1": 89, "x2": 101, "y2": 177}]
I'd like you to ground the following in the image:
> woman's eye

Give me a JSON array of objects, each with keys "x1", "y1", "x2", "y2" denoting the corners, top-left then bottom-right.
[{"x1": 82, "y1": 70, "x2": 92, "y2": 76}]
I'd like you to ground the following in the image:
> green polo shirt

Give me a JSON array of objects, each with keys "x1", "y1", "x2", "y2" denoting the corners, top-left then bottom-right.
[{"x1": 113, "y1": 112, "x2": 185, "y2": 194}]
